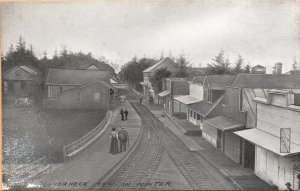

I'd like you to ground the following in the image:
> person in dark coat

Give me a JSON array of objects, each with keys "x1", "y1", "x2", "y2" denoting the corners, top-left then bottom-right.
[
  {"x1": 285, "y1": 182, "x2": 293, "y2": 191},
  {"x1": 124, "y1": 108, "x2": 128, "y2": 120},
  {"x1": 120, "y1": 108, "x2": 125, "y2": 121},
  {"x1": 118, "y1": 126, "x2": 129, "y2": 152},
  {"x1": 109, "y1": 127, "x2": 119, "y2": 154},
  {"x1": 139, "y1": 96, "x2": 143, "y2": 105}
]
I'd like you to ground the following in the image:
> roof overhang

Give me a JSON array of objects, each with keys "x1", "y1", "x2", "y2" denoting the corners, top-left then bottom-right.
[
  {"x1": 204, "y1": 116, "x2": 244, "y2": 131},
  {"x1": 174, "y1": 95, "x2": 201, "y2": 105},
  {"x1": 234, "y1": 128, "x2": 300, "y2": 157},
  {"x1": 158, "y1": 90, "x2": 170, "y2": 97}
]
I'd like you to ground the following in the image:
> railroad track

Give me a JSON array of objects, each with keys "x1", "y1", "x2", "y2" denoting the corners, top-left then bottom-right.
[
  {"x1": 134, "y1": 103, "x2": 230, "y2": 190},
  {"x1": 100, "y1": 101, "x2": 162, "y2": 190}
]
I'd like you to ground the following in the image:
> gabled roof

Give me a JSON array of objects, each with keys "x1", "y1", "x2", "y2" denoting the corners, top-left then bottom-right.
[
  {"x1": 58, "y1": 78, "x2": 115, "y2": 95},
  {"x1": 3, "y1": 65, "x2": 38, "y2": 76},
  {"x1": 187, "y1": 95, "x2": 224, "y2": 117},
  {"x1": 46, "y1": 68, "x2": 110, "y2": 85},
  {"x1": 143, "y1": 57, "x2": 175, "y2": 73},
  {"x1": 193, "y1": 76, "x2": 206, "y2": 84},
  {"x1": 206, "y1": 75, "x2": 236, "y2": 90},
  {"x1": 231, "y1": 74, "x2": 300, "y2": 89},
  {"x1": 252, "y1": 65, "x2": 266, "y2": 69}
]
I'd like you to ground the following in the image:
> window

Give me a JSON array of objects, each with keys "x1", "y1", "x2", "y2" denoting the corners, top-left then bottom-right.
[
  {"x1": 190, "y1": 110, "x2": 193, "y2": 117},
  {"x1": 94, "y1": 89, "x2": 100, "y2": 101},
  {"x1": 197, "y1": 114, "x2": 201, "y2": 120},
  {"x1": 194, "y1": 112, "x2": 196, "y2": 119},
  {"x1": 21, "y1": 81, "x2": 26, "y2": 90},
  {"x1": 75, "y1": 91, "x2": 81, "y2": 102}
]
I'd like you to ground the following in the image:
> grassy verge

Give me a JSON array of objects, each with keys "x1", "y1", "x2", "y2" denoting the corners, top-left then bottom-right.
[{"x1": 3, "y1": 106, "x2": 106, "y2": 164}]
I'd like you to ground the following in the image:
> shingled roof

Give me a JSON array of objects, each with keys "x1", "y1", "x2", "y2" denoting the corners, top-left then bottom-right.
[
  {"x1": 231, "y1": 74, "x2": 300, "y2": 89},
  {"x1": 206, "y1": 75, "x2": 236, "y2": 90},
  {"x1": 46, "y1": 69, "x2": 110, "y2": 85},
  {"x1": 187, "y1": 95, "x2": 224, "y2": 117}
]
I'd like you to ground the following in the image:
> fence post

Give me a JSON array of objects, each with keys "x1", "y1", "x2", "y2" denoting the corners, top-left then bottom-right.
[{"x1": 63, "y1": 146, "x2": 66, "y2": 162}]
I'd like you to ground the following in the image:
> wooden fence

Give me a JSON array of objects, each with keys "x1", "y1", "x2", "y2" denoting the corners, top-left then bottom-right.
[{"x1": 63, "y1": 110, "x2": 111, "y2": 160}]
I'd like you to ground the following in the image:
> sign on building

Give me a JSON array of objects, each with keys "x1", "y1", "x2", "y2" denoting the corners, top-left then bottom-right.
[{"x1": 280, "y1": 128, "x2": 291, "y2": 153}]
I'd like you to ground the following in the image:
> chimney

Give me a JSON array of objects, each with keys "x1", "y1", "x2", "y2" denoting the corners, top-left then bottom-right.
[{"x1": 275, "y1": 62, "x2": 283, "y2": 75}]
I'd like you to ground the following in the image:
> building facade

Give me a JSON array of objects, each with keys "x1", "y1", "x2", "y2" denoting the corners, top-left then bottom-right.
[
  {"x1": 2, "y1": 65, "x2": 42, "y2": 98},
  {"x1": 43, "y1": 69, "x2": 114, "y2": 109},
  {"x1": 235, "y1": 90, "x2": 300, "y2": 189},
  {"x1": 140, "y1": 57, "x2": 177, "y2": 100}
]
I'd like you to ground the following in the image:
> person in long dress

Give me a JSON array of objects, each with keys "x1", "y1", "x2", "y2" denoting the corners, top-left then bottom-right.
[{"x1": 109, "y1": 127, "x2": 119, "y2": 154}]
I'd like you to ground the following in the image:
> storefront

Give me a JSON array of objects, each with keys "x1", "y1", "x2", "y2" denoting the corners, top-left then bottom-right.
[
  {"x1": 204, "y1": 116, "x2": 244, "y2": 163},
  {"x1": 158, "y1": 90, "x2": 170, "y2": 107},
  {"x1": 235, "y1": 128, "x2": 300, "y2": 189}
]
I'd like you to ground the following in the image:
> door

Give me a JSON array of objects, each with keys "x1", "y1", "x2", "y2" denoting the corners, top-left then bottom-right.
[
  {"x1": 244, "y1": 140, "x2": 255, "y2": 170},
  {"x1": 217, "y1": 129, "x2": 222, "y2": 148}
]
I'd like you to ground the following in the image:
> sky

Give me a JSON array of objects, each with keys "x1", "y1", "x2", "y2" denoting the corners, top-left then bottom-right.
[{"x1": 1, "y1": 0, "x2": 300, "y2": 73}]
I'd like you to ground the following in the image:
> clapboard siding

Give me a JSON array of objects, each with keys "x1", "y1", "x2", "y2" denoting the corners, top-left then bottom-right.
[
  {"x1": 47, "y1": 85, "x2": 77, "y2": 99},
  {"x1": 223, "y1": 87, "x2": 246, "y2": 123},
  {"x1": 257, "y1": 103, "x2": 300, "y2": 145}
]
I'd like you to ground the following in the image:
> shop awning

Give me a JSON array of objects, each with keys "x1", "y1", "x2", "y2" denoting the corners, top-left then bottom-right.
[
  {"x1": 205, "y1": 116, "x2": 244, "y2": 131},
  {"x1": 174, "y1": 95, "x2": 201, "y2": 105},
  {"x1": 234, "y1": 128, "x2": 300, "y2": 157},
  {"x1": 158, "y1": 90, "x2": 170, "y2": 97}
]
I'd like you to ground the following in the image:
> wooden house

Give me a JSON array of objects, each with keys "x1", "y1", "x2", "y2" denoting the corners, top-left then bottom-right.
[
  {"x1": 173, "y1": 76, "x2": 206, "y2": 119},
  {"x1": 43, "y1": 69, "x2": 115, "y2": 109},
  {"x1": 206, "y1": 74, "x2": 300, "y2": 170},
  {"x1": 140, "y1": 57, "x2": 177, "y2": 100},
  {"x1": 235, "y1": 89, "x2": 300, "y2": 189},
  {"x1": 2, "y1": 65, "x2": 42, "y2": 99},
  {"x1": 187, "y1": 75, "x2": 236, "y2": 138},
  {"x1": 158, "y1": 78, "x2": 189, "y2": 115}
]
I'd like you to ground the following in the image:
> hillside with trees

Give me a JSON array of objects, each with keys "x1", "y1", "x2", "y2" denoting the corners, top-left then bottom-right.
[{"x1": 2, "y1": 36, "x2": 116, "y2": 78}]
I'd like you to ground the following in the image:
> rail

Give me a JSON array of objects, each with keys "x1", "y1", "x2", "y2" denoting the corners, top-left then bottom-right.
[
  {"x1": 14, "y1": 156, "x2": 50, "y2": 182},
  {"x1": 63, "y1": 110, "x2": 111, "y2": 160}
]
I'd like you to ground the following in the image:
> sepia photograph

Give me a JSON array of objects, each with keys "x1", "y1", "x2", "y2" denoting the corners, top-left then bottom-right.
[{"x1": 1, "y1": 0, "x2": 300, "y2": 190}]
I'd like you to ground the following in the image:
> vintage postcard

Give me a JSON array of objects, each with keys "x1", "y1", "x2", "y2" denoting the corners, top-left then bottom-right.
[{"x1": 1, "y1": 0, "x2": 300, "y2": 190}]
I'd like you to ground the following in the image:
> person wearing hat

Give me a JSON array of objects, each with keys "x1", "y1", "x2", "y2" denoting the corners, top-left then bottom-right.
[
  {"x1": 285, "y1": 182, "x2": 293, "y2": 191},
  {"x1": 118, "y1": 126, "x2": 129, "y2": 152},
  {"x1": 109, "y1": 127, "x2": 119, "y2": 154}
]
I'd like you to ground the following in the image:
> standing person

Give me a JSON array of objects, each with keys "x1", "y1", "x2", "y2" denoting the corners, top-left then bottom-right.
[
  {"x1": 285, "y1": 182, "x2": 293, "y2": 191},
  {"x1": 139, "y1": 95, "x2": 143, "y2": 105},
  {"x1": 120, "y1": 108, "x2": 125, "y2": 121},
  {"x1": 118, "y1": 126, "x2": 129, "y2": 152},
  {"x1": 109, "y1": 128, "x2": 119, "y2": 154},
  {"x1": 124, "y1": 108, "x2": 129, "y2": 120}
]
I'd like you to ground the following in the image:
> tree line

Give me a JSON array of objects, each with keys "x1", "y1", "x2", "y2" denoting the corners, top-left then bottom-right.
[
  {"x1": 2, "y1": 36, "x2": 116, "y2": 76},
  {"x1": 119, "y1": 49, "x2": 252, "y2": 93}
]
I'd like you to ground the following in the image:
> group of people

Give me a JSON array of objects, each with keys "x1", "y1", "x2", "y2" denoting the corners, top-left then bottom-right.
[{"x1": 109, "y1": 107, "x2": 130, "y2": 155}]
